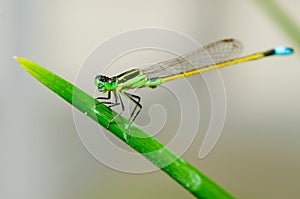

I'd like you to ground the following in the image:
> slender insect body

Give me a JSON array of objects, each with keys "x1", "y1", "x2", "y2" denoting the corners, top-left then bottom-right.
[{"x1": 94, "y1": 38, "x2": 293, "y2": 132}]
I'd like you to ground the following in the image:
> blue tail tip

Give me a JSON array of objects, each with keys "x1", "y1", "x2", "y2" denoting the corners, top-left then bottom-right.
[{"x1": 274, "y1": 46, "x2": 294, "y2": 55}]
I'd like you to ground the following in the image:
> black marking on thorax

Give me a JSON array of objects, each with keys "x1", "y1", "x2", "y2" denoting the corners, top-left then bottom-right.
[{"x1": 116, "y1": 69, "x2": 141, "y2": 83}]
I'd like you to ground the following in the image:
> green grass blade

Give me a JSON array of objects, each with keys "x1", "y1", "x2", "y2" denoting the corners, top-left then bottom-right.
[{"x1": 15, "y1": 56, "x2": 234, "y2": 199}]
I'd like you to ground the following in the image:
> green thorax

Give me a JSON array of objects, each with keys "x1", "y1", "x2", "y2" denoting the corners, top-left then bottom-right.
[{"x1": 115, "y1": 69, "x2": 162, "y2": 91}]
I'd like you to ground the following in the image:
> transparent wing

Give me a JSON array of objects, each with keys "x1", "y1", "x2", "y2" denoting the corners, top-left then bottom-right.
[{"x1": 141, "y1": 39, "x2": 243, "y2": 79}]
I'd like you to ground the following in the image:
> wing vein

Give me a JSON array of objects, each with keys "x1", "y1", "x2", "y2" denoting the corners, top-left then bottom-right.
[{"x1": 141, "y1": 39, "x2": 243, "y2": 79}]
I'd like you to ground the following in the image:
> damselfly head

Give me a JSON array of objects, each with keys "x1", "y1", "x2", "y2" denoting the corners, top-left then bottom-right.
[{"x1": 94, "y1": 75, "x2": 117, "y2": 92}]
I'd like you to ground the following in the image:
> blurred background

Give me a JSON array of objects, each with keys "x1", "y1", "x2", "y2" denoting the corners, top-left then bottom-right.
[{"x1": 1, "y1": 0, "x2": 300, "y2": 198}]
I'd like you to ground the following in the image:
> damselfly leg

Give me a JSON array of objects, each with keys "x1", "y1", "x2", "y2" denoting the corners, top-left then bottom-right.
[
  {"x1": 96, "y1": 90, "x2": 142, "y2": 133},
  {"x1": 123, "y1": 92, "x2": 142, "y2": 130},
  {"x1": 96, "y1": 91, "x2": 124, "y2": 128}
]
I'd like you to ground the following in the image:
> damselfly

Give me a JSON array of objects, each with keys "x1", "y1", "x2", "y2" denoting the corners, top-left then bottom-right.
[{"x1": 95, "y1": 39, "x2": 293, "y2": 130}]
